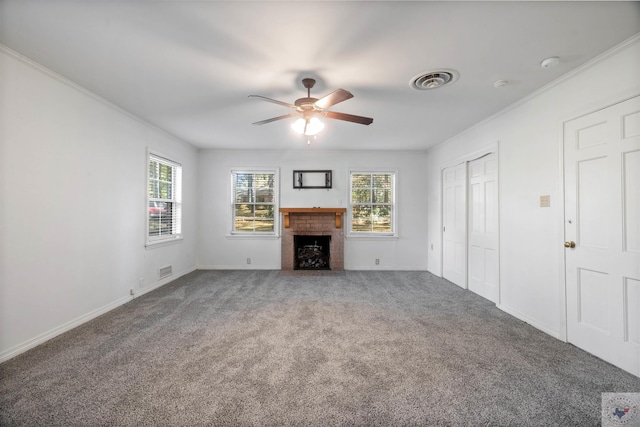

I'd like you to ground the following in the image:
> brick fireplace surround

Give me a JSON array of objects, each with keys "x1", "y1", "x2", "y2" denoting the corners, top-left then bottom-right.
[{"x1": 280, "y1": 208, "x2": 346, "y2": 271}]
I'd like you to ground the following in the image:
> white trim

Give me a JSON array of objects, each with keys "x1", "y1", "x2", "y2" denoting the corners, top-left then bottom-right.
[
  {"x1": 495, "y1": 144, "x2": 502, "y2": 307},
  {"x1": 145, "y1": 235, "x2": 184, "y2": 249},
  {"x1": 134, "y1": 266, "x2": 197, "y2": 298},
  {"x1": 225, "y1": 234, "x2": 279, "y2": 240},
  {"x1": 0, "y1": 44, "x2": 196, "y2": 152},
  {"x1": 347, "y1": 169, "x2": 398, "y2": 238},
  {"x1": 197, "y1": 264, "x2": 280, "y2": 270},
  {"x1": 438, "y1": 144, "x2": 499, "y2": 172},
  {"x1": 557, "y1": 114, "x2": 569, "y2": 343},
  {"x1": 346, "y1": 235, "x2": 399, "y2": 241},
  {"x1": 346, "y1": 266, "x2": 428, "y2": 271},
  {"x1": 498, "y1": 303, "x2": 561, "y2": 340},
  {"x1": 146, "y1": 150, "x2": 183, "y2": 246},
  {"x1": 197, "y1": 266, "x2": 429, "y2": 272},
  {"x1": 229, "y1": 167, "x2": 280, "y2": 237},
  {"x1": 0, "y1": 295, "x2": 129, "y2": 363}
]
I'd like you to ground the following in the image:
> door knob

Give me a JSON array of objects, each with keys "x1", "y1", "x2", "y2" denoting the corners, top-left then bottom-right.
[{"x1": 564, "y1": 241, "x2": 576, "y2": 248}]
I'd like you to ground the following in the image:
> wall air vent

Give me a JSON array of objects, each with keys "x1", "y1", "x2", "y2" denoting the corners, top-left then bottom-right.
[
  {"x1": 410, "y1": 69, "x2": 459, "y2": 90},
  {"x1": 158, "y1": 265, "x2": 172, "y2": 279}
]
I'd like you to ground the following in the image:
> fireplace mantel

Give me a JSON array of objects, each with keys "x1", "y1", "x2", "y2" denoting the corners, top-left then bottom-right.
[{"x1": 279, "y1": 207, "x2": 347, "y2": 229}]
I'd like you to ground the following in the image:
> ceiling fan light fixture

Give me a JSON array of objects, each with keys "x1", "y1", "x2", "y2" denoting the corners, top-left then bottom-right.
[{"x1": 291, "y1": 116, "x2": 324, "y2": 136}]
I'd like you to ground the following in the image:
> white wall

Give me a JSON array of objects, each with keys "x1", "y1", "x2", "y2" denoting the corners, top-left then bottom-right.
[
  {"x1": 0, "y1": 47, "x2": 199, "y2": 361},
  {"x1": 425, "y1": 36, "x2": 640, "y2": 338},
  {"x1": 197, "y1": 149, "x2": 428, "y2": 270}
]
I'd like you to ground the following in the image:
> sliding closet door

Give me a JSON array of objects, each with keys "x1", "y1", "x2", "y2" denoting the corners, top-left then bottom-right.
[
  {"x1": 442, "y1": 163, "x2": 467, "y2": 288},
  {"x1": 468, "y1": 153, "x2": 499, "y2": 303}
]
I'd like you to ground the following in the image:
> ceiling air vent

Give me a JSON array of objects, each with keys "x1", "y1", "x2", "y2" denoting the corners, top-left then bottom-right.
[{"x1": 410, "y1": 70, "x2": 459, "y2": 90}]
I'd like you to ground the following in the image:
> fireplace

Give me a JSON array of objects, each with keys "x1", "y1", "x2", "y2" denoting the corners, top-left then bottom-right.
[
  {"x1": 295, "y1": 235, "x2": 331, "y2": 270},
  {"x1": 280, "y1": 208, "x2": 345, "y2": 271}
]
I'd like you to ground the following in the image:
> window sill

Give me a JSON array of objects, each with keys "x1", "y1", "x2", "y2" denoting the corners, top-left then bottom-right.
[
  {"x1": 346, "y1": 234, "x2": 399, "y2": 240},
  {"x1": 145, "y1": 235, "x2": 183, "y2": 249},
  {"x1": 226, "y1": 234, "x2": 280, "y2": 240}
]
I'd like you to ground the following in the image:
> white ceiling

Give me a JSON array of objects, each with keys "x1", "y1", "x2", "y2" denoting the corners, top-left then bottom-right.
[{"x1": 2, "y1": 1, "x2": 639, "y2": 151}]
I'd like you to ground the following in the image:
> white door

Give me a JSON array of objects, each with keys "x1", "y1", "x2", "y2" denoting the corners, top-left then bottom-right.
[
  {"x1": 442, "y1": 163, "x2": 467, "y2": 288},
  {"x1": 468, "y1": 153, "x2": 499, "y2": 303},
  {"x1": 564, "y1": 95, "x2": 640, "y2": 376}
]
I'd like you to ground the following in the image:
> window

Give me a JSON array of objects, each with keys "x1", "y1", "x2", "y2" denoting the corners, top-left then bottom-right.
[
  {"x1": 350, "y1": 171, "x2": 396, "y2": 235},
  {"x1": 231, "y1": 170, "x2": 278, "y2": 234},
  {"x1": 147, "y1": 153, "x2": 182, "y2": 244}
]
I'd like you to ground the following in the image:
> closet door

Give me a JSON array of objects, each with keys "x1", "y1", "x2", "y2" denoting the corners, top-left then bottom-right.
[
  {"x1": 468, "y1": 153, "x2": 499, "y2": 303},
  {"x1": 442, "y1": 163, "x2": 467, "y2": 288}
]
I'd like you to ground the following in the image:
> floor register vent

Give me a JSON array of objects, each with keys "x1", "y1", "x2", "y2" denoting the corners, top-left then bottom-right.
[{"x1": 158, "y1": 265, "x2": 172, "y2": 279}]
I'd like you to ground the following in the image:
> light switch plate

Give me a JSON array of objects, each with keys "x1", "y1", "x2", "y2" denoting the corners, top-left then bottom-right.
[{"x1": 540, "y1": 195, "x2": 551, "y2": 207}]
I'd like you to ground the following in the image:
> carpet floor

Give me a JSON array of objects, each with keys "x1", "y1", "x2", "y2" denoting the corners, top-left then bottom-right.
[{"x1": 1, "y1": 270, "x2": 639, "y2": 426}]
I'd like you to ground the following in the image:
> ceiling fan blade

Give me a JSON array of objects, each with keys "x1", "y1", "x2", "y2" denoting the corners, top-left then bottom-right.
[
  {"x1": 314, "y1": 89, "x2": 353, "y2": 109},
  {"x1": 323, "y1": 111, "x2": 373, "y2": 125},
  {"x1": 252, "y1": 113, "x2": 300, "y2": 126},
  {"x1": 248, "y1": 95, "x2": 297, "y2": 110}
]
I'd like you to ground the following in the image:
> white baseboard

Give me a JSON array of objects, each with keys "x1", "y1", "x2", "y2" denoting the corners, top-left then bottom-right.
[
  {"x1": 198, "y1": 265, "x2": 429, "y2": 272},
  {"x1": 344, "y1": 265, "x2": 428, "y2": 271},
  {"x1": 0, "y1": 295, "x2": 131, "y2": 364},
  {"x1": 0, "y1": 266, "x2": 197, "y2": 364},
  {"x1": 134, "y1": 266, "x2": 197, "y2": 298},
  {"x1": 197, "y1": 264, "x2": 280, "y2": 270},
  {"x1": 497, "y1": 303, "x2": 561, "y2": 340}
]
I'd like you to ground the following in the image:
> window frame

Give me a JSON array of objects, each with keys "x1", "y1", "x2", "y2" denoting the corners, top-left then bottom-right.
[
  {"x1": 146, "y1": 151, "x2": 183, "y2": 246},
  {"x1": 348, "y1": 170, "x2": 397, "y2": 238},
  {"x1": 229, "y1": 168, "x2": 279, "y2": 237}
]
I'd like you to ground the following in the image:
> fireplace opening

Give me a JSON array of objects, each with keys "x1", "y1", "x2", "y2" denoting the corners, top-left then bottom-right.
[{"x1": 294, "y1": 235, "x2": 331, "y2": 270}]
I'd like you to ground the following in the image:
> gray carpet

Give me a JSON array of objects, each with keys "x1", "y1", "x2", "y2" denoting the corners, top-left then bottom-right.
[{"x1": 1, "y1": 270, "x2": 639, "y2": 426}]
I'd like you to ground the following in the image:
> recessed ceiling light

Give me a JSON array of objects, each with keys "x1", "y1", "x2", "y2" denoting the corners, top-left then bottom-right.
[
  {"x1": 493, "y1": 80, "x2": 509, "y2": 88},
  {"x1": 541, "y1": 56, "x2": 560, "y2": 69},
  {"x1": 410, "y1": 69, "x2": 459, "y2": 90}
]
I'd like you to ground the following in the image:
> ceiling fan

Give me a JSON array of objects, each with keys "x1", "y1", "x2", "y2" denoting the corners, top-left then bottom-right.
[{"x1": 249, "y1": 78, "x2": 373, "y2": 137}]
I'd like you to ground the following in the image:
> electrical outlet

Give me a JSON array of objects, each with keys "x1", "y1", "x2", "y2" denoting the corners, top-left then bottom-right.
[
  {"x1": 130, "y1": 289, "x2": 134, "y2": 296},
  {"x1": 540, "y1": 195, "x2": 551, "y2": 207},
  {"x1": 138, "y1": 277, "x2": 144, "y2": 288},
  {"x1": 247, "y1": 258, "x2": 251, "y2": 265},
  {"x1": 375, "y1": 258, "x2": 380, "y2": 265}
]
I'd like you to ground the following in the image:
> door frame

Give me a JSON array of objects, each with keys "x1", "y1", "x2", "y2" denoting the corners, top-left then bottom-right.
[
  {"x1": 559, "y1": 90, "x2": 640, "y2": 343},
  {"x1": 440, "y1": 142, "x2": 500, "y2": 298}
]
